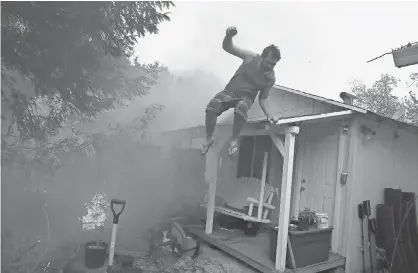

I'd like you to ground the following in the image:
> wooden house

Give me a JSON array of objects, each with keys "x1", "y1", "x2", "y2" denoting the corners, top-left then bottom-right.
[{"x1": 163, "y1": 85, "x2": 418, "y2": 273}]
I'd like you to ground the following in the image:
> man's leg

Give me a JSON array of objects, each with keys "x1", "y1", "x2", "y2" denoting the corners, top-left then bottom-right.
[
  {"x1": 231, "y1": 113, "x2": 246, "y2": 145},
  {"x1": 229, "y1": 97, "x2": 253, "y2": 155},
  {"x1": 205, "y1": 110, "x2": 218, "y2": 142},
  {"x1": 202, "y1": 91, "x2": 231, "y2": 154}
]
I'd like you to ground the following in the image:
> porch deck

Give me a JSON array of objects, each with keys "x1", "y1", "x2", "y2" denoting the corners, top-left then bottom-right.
[{"x1": 185, "y1": 226, "x2": 345, "y2": 273}]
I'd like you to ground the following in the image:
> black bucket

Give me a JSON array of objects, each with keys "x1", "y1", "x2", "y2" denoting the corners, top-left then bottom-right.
[{"x1": 84, "y1": 241, "x2": 109, "y2": 269}]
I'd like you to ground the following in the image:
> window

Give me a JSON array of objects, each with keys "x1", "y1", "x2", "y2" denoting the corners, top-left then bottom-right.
[{"x1": 237, "y1": 135, "x2": 272, "y2": 183}]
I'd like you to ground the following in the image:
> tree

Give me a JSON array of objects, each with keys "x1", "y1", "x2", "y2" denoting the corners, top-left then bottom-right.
[
  {"x1": 1, "y1": 1, "x2": 174, "y2": 141},
  {"x1": 350, "y1": 73, "x2": 418, "y2": 126},
  {"x1": 350, "y1": 74, "x2": 403, "y2": 118},
  {"x1": 403, "y1": 72, "x2": 418, "y2": 124},
  {"x1": 1, "y1": 2, "x2": 174, "y2": 168}
]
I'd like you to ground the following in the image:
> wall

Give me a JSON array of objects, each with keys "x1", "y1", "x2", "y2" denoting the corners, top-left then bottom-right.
[
  {"x1": 169, "y1": 147, "x2": 206, "y2": 207},
  {"x1": 344, "y1": 116, "x2": 418, "y2": 273}
]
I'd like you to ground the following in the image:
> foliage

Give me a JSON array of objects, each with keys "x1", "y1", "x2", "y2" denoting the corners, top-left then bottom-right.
[
  {"x1": 81, "y1": 193, "x2": 109, "y2": 247},
  {"x1": 1, "y1": 1, "x2": 173, "y2": 141},
  {"x1": 1, "y1": 126, "x2": 92, "y2": 174},
  {"x1": 351, "y1": 74, "x2": 403, "y2": 117},
  {"x1": 403, "y1": 73, "x2": 418, "y2": 124},
  {"x1": 1, "y1": 2, "x2": 173, "y2": 171},
  {"x1": 298, "y1": 208, "x2": 316, "y2": 221},
  {"x1": 351, "y1": 73, "x2": 418, "y2": 126},
  {"x1": 1, "y1": 102, "x2": 166, "y2": 177},
  {"x1": 105, "y1": 103, "x2": 165, "y2": 142}
]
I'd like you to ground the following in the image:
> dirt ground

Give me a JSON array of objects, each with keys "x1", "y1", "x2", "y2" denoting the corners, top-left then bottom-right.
[
  {"x1": 197, "y1": 244, "x2": 258, "y2": 273},
  {"x1": 61, "y1": 242, "x2": 257, "y2": 273}
]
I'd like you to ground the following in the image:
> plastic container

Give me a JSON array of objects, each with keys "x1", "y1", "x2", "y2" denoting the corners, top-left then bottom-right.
[
  {"x1": 269, "y1": 226, "x2": 333, "y2": 269},
  {"x1": 84, "y1": 241, "x2": 109, "y2": 269},
  {"x1": 243, "y1": 221, "x2": 260, "y2": 236},
  {"x1": 316, "y1": 213, "x2": 329, "y2": 229},
  {"x1": 298, "y1": 218, "x2": 310, "y2": 230}
]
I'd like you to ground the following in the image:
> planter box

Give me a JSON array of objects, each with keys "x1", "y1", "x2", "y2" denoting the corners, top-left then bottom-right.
[
  {"x1": 269, "y1": 226, "x2": 333, "y2": 269},
  {"x1": 392, "y1": 43, "x2": 418, "y2": 68}
]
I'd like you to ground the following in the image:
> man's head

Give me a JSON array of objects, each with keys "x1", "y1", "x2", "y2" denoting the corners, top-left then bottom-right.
[{"x1": 260, "y1": 44, "x2": 281, "y2": 72}]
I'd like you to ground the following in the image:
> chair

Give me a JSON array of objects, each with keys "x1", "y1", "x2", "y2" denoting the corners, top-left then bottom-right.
[{"x1": 201, "y1": 152, "x2": 277, "y2": 223}]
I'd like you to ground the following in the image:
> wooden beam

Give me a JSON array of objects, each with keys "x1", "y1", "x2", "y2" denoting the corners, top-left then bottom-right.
[
  {"x1": 267, "y1": 125, "x2": 300, "y2": 135},
  {"x1": 269, "y1": 132, "x2": 285, "y2": 156},
  {"x1": 289, "y1": 126, "x2": 304, "y2": 219},
  {"x1": 163, "y1": 110, "x2": 353, "y2": 141},
  {"x1": 331, "y1": 124, "x2": 350, "y2": 253},
  {"x1": 272, "y1": 110, "x2": 354, "y2": 126},
  {"x1": 341, "y1": 119, "x2": 360, "y2": 257},
  {"x1": 205, "y1": 138, "x2": 227, "y2": 234},
  {"x1": 164, "y1": 123, "x2": 300, "y2": 141},
  {"x1": 257, "y1": 152, "x2": 268, "y2": 221},
  {"x1": 275, "y1": 131, "x2": 297, "y2": 271}
]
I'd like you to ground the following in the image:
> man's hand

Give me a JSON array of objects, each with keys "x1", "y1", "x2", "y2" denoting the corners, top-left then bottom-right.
[
  {"x1": 226, "y1": 27, "x2": 238, "y2": 38},
  {"x1": 268, "y1": 116, "x2": 279, "y2": 124},
  {"x1": 222, "y1": 26, "x2": 255, "y2": 61}
]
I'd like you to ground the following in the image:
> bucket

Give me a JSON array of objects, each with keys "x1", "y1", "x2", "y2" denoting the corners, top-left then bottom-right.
[
  {"x1": 84, "y1": 241, "x2": 109, "y2": 269},
  {"x1": 243, "y1": 221, "x2": 260, "y2": 236}
]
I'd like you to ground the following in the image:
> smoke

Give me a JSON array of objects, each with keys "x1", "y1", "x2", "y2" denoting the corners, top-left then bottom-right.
[
  {"x1": 143, "y1": 69, "x2": 225, "y2": 132},
  {"x1": 1, "y1": 68, "x2": 224, "y2": 264}
]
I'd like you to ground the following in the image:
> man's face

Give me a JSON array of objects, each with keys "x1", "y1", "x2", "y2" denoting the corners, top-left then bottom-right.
[{"x1": 260, "y1": 51, "x2": 279, "y2": 72}]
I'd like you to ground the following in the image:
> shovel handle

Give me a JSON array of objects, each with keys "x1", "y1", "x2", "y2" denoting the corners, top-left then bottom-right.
[
  {"x1": 358, "y1": 203, "x2": 365, "y2": 219},
  {"x1": 111, "y1": 199, "x2": 126, "y2": 224},
  {"x1": 363, "y1": 200, "x2": 371, "y2": 217}
]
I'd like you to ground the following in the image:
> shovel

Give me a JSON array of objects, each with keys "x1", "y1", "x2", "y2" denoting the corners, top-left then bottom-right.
[{"x1": 107, "y1": 199, "x2": 126, "y2": 271}]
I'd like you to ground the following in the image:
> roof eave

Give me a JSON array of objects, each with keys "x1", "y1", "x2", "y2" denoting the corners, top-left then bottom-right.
[{"x1": 272, "y1": 84, "x2": 367, "y2": 114}]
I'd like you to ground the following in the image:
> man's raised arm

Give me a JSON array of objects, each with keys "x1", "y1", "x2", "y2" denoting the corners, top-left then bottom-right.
[{"x1": 222, "y1": 27, "x2": 256, "y2": 62}]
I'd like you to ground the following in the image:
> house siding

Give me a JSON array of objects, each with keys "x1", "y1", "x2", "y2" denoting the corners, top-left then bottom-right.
[{"x1": 345, "y1": 115, "x2": 418, "y2": 273}]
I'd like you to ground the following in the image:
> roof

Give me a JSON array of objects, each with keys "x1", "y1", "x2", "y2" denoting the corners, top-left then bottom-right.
[
  {"x1": 276, "y1": 85, "x2": 418, "y2": 134},
  {"x1": 165, "y1": 84, "x2": 418, "y2": 135},
  {"x1": 215, "y1": 84, "x2": 366, "y2": 125},
  {"x1": 272, "y1": 84, "x2": 367, "y2": 113}
]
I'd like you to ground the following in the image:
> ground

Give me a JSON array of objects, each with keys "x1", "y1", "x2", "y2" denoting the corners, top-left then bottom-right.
[{"x1": 62, "y1": 242, "x2": 258, "y2": 273}]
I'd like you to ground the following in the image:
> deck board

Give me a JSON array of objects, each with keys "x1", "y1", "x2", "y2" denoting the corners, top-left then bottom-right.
[{"x1": 186, "y1": 227, "x2": 345, "y2": 273}]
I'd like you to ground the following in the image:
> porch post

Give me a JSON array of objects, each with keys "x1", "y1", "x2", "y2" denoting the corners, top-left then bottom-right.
[
  {"x1": 205, "y1": 138, "x2": 227, "y2": 234},
  {"x1": 332, "y1": 123, "x2": 350, "y2": 253},
  {"x1": 275, "y1": 131, "x2": 297, "y2": 271}
]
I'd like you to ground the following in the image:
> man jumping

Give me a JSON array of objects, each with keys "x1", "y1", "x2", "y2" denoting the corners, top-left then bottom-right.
[{"x1": 201, "y1": 26, "x2": 281, "y2": 156}]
